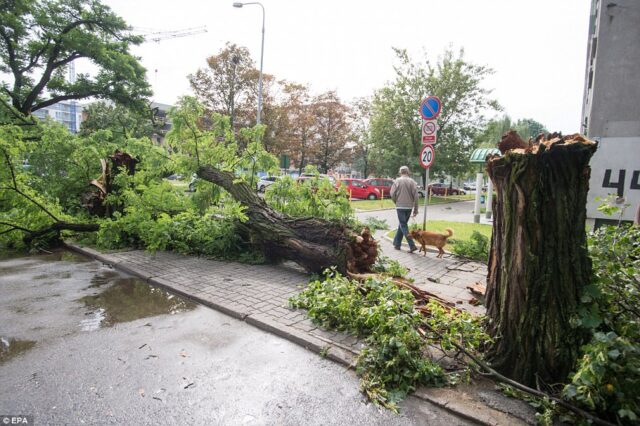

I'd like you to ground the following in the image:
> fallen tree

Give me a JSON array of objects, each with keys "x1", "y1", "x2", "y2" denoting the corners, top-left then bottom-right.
[
  {"x1": 197, "y1": 165, "x2": 378, "y2": 274},
  {"x1": 0, "y1": 146, "x2": 100, "y2": 247},
  {"x1": 485, "y1": 131, "x2": 597, "y2": 386}
]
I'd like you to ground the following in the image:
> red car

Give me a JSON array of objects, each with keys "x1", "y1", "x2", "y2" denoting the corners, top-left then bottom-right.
[
  {"x1": 428, "y1": 183, "x2": 466, "y2": 196},
  {"x1": 338, "y1": 179, "x2": 381, "y2": 200},
  {"x1": 364, "y1": 178, "x2": 394, "y2": 198}
]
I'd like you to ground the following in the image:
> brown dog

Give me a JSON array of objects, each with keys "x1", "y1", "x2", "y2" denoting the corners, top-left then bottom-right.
[{"x1": 409, "y1": 228, "x2": 453, "y2": 258}]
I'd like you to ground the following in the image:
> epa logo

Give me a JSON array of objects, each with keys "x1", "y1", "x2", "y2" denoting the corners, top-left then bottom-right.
[{"x1": 1, "y1": 416, "x2": 32, "y2": 424}]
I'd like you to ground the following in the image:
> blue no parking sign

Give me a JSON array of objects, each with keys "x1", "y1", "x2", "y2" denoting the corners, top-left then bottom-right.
[{"x1": 420, "y1": 96, "x2": 441, "y2": 120}]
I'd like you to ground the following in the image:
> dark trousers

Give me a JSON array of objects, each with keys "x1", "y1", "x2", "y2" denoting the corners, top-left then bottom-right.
[{"x1": 393, "y1": 209, "x2": 416, "y2": 249}]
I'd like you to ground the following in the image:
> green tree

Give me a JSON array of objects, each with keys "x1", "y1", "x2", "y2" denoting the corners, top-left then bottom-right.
[
  {"x1": 474, "y1": 116, "x2": 548, "y2": 149},
  {"x1": 280, "y1": 83, "x2": 317, "y2": 174},
  {"x1": 0, "y1": 0, "x2": 151, "y2": 121},
  {"x1": 513, "y1": 118, "x2": 547, "y2": 141},
  {"x1": 80, "y1": 101, "x2": 160, "y2": 141},
  {"x1": 188, "y1": 43, "x2": 287, "y2": 154},
  {"x1": 474, "y1": 115, "x2": 513, "y2": 147},
  {"x1": 369, "y1": 48, "x2": 500, "y2": 180},
  {"x1": 350, "y1": 97, "x2": 375, "y2": 178},
  {"x1": 188, "y1": 43, "x2": 255, "y2": 129},
  {"x1": 311, "y1": 91, "x2": 351, "y2": 174}
]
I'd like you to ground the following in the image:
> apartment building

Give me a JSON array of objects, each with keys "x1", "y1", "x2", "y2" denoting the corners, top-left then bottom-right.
[{"x1": 582, "y1": 0, "x2": 640, "y2": 225}]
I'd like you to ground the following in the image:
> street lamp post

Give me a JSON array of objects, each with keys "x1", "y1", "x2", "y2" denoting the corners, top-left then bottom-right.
[
  {"x1": 233, "y1": 2, "x2": 265, "y2": 125},
  {"x1": 229, "y1": 54, "x2": 240, "y2": 129}
]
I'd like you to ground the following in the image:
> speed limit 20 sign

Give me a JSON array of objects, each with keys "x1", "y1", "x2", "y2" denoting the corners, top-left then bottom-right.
[{"x1": 419, "y1": 144, "x2": 435, "y2": 169}]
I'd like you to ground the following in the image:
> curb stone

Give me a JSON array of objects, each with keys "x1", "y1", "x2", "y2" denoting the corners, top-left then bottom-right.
[{"x1": 64, "y1": 242, "x2": 533, "y2": 425}]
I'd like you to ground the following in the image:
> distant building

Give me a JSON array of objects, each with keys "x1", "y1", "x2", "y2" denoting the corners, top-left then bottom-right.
[
  {"x1": 32, "y1": 101, "x2": 84, "y2": 133},
  {"x1": 32, "y1": 100, "x2": 173, "y2": 145},
  {"x1": 582, "y1": 0, "x2": 640, "y2": 225},
  {"x1": 149, "y1": 102, "x2": 172, "y2": 146}
]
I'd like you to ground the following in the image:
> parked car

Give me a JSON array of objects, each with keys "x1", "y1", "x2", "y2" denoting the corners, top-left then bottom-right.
[
  {"x1": 463, "y1": 182, "x2": 476, "y2": 191},
  {"x1": 428, "y1": 183, "x2": 466, "y2": 196},
  {"x1": 296, "y1": 174, "x2": 336, "y2": 185},
  {"x1": 296, "y1": 173, "x2": 336, "y2": 185},
  {"x1": 338, "y1": 179, "x2": 381, "y2": 200},
  {"x1": 364, "y1": 178, "x2": 394, "y2": 198},
  {"x1": 256, "y1": 176, "x2": 280, "y2": 192},
  {"x1": 463, "y1": 182, "x2": 487, "y2": 192}
]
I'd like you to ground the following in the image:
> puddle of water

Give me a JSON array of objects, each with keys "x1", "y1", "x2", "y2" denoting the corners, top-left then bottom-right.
[
  {"x1": 87, "y1": 270, "x2": 120, "y2": 288},
  {"x1": 33, "y1": 271, "x2": 72, "y2": 280},
  {"x1": 0, "y1": 250, "x2": 26, "y2": 260},
  {"x1": 78, "y1": 278, "x2": 196, "y2": 329},
  {"x1": 0, "y1": 337, "x2": 36, "y2": 365},
  {"x1": 79, "y1": 308, "x2": 107, "y2": 332},
  {"x1": 52, "y1": 250, "x2": 91, "y2": 263},
  {"x1": 0, "y1": 250, "x2": 89, "y2": 275}
]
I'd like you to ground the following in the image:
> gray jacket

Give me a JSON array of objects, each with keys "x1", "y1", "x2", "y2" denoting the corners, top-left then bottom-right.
[{"x1": 390, "y1": 176, "x2": 419, "y2": 214}]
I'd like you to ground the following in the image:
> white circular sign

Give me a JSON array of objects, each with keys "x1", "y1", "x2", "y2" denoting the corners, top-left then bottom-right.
[
  {"x1": 422, "y1": 121, "x2": 437, "y2": 135},
  {"x1": 419, "y1": 144, "x2": 435, "y2": 169}
]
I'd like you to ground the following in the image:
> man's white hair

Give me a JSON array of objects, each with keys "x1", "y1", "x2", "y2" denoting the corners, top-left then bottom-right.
[{"x1": 399, "y1": 166, "x2": 410, "y2": 175}]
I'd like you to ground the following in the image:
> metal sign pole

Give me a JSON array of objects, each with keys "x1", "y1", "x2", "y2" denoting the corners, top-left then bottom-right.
[{"x1": 422, "y1": 167, "x2": 429, "y2": 230}]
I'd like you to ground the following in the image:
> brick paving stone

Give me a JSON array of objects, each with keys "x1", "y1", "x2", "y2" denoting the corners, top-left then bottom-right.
[
  {"x1": 373, "y1": 230, "x2": 487, "y2": 315},
  {"x1": 340, "y1": 335, "x2": 360, "y2": 347},
  {"x1": 292, "y1": 319, "x2": 317, "y2": 333},
  {"x1": 437, "y1": 276, "x2": 459, "y2": 285}
]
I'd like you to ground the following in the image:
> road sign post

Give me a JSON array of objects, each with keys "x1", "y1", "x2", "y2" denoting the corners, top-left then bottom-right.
[
  {"x1": 418, "y1": 95, "x2": 442, "y2": 231},
  {"x1": 419, "y1": 144, "x2": 435, "y2": 230},
  {"x1": 419, "y1": 144, "x2": 435, "y2": 169},
  {"x1": 422, "y1": 167, "x2": 430, "y2": 231},
  {"x1": 422, "y1": 120, "x2": 438, "y2": 144},
  {"x1": 420, "y1": 96, "x2": 441, "y2": 120}
]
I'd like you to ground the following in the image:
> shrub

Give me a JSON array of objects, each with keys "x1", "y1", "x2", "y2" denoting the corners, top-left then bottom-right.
[
  {"x1": 362, "y1": 216, "x2": 389, "y2": 231},
  {"x1": 563, "y1": 332, "x2": 639, "y2": 423},
  {"x1": 564, "y1": 223, "x2": 640, "y2": 423},
  {"x1": 451, "y1": 230, "x2": 489, "y2": 261},
  {"x1": 265, "y1": 175, "x2": 354, "y2": 223}
]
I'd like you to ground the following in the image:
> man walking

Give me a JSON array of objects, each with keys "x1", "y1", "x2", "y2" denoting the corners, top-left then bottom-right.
[{"x1": 390, "y1": 166, "x2": 419, "y2": 253}]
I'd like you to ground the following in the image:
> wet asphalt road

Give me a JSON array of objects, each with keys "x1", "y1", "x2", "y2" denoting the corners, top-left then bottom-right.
[{"x1": 0, "y1": 251, "x2": 471, "y2": 425}]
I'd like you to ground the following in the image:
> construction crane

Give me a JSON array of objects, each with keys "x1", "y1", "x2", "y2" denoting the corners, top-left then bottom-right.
[{"x1": 132, "y1": 26, "x2": 208, "y2": 43}]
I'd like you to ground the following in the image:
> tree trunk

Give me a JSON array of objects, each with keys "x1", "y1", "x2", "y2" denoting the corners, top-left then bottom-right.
[
  {"x1": 197, "y1": 165, "x2": 377, "y2": 274},
  {"x1": 485, "y1": 132, "x2": 597, "y2": 387},
  {"x1": 24, "y1": 222, "x2": 100, "y2": 245}
]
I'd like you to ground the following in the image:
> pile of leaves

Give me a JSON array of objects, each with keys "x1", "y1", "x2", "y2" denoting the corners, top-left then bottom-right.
[{"x1": 290, "y1": 269, "x2": 488, "y2": 411}]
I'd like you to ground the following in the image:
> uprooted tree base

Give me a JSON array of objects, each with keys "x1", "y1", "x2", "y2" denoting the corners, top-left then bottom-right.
[{"x1": 197, "y1": 165, "x2": 378, "y2": 274}]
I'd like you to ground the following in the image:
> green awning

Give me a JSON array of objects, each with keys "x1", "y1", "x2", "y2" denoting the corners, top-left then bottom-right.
[{"x1": 469, "y1": 148, "x2": 501, "y2": 164}]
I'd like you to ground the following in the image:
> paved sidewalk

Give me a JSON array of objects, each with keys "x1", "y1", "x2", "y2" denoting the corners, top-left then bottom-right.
[
  {"x1": 65, "y1": 243, "x2": 531, "y2": 425},
  {"x1": 375, "y1": 230, "x2": 488, "y2": 316}
]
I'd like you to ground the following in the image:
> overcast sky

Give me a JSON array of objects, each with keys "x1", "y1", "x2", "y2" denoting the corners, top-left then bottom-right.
[{"x1": 101, "y1": 0, "x2": 591, "y2": 133}]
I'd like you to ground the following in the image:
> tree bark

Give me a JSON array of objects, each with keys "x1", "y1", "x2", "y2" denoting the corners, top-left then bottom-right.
[
  {"x1": 23, "y1": 222, "x2": 100, "y2": 246},
  {"x1": 485, "y1": 133, "x2": 597, "y2": 387},
  {"x1": 197, "y1": 165, "x2": 377, "y2": 274}
]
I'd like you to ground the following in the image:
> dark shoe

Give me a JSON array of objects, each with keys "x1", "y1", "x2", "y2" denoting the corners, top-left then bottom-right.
[
  {"x1": 394, "y1": 246, "x2": 401, "y2": 250},
  {"x1": 409, "y1": 246, "x2": 418, "y2": 254}
]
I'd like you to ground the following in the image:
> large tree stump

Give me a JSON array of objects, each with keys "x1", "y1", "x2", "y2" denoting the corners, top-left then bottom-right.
[
  {"x1": 197, "y1": 165, "x2": 377, "y2": 274},
  {"x1": 485, "y1": 132, "x2": 597, "y2": 386}
]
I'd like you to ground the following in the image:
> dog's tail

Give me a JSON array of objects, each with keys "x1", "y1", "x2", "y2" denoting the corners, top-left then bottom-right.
[{"x1": 444, "y1": 228, "x2": 454, "y2": 237}]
